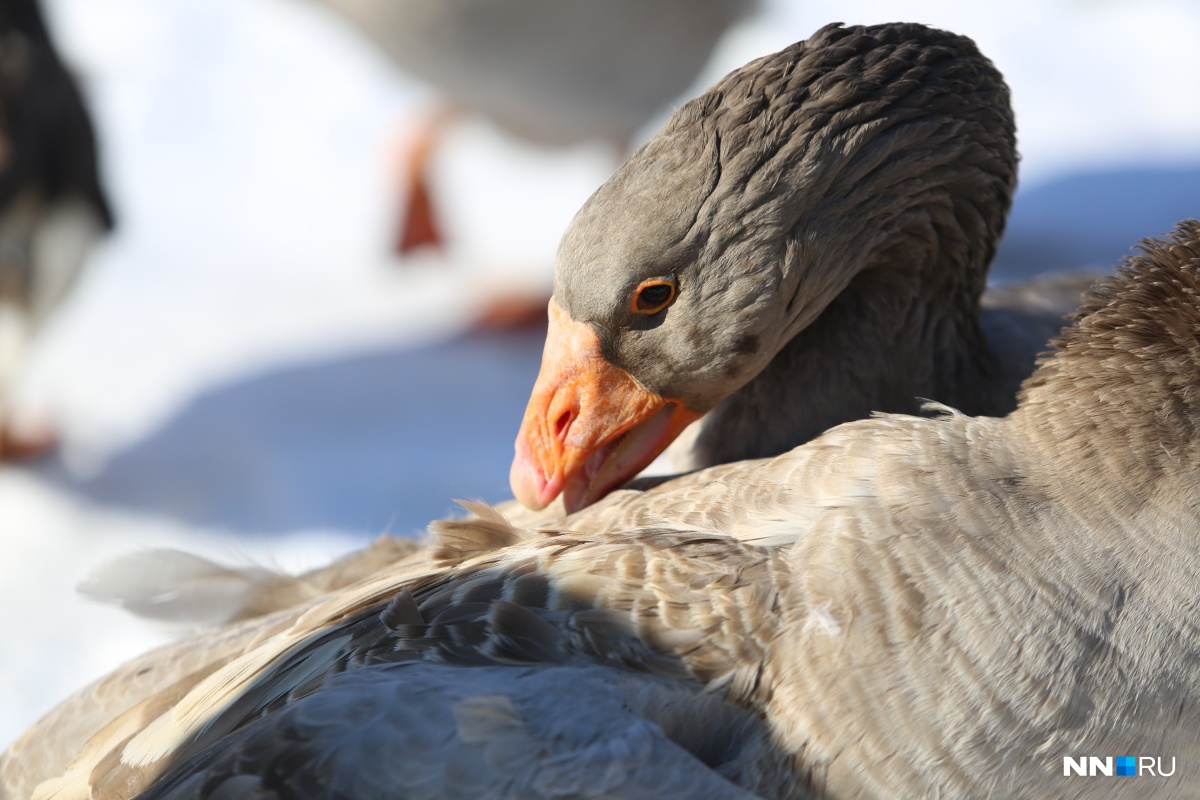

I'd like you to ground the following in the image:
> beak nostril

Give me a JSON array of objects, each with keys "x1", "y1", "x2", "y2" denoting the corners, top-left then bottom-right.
[{"x1": 553, "y1": 409, "x2": 574, "y2": 442}]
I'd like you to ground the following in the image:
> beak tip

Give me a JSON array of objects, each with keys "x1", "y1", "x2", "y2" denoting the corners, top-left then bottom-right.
[{"x1": 510, "y1": 443, "x2": 554, "y2": 511}]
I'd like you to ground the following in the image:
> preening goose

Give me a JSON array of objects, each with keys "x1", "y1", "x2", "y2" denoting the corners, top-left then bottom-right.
[
  {"x1": 313, "y1": 0, "x2": 754, "y2": 253},
  {"x1": 75, "y1": 21, "x2": 1102, "y2": 630},
  {"x1": 509, "y1": 21, "x2": 1091, "y2": 514},
  {"x1": 8, "y1": 219, "x2": 1200, "y2": 799},
  {"x1": 0, "y1": 0, "x2": 113, "y2": 459}
]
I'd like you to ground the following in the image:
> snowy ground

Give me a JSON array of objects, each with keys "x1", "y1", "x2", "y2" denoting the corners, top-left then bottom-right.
[{"x1": 2, "y1": 0, "x2": 1198, "y2": 748}]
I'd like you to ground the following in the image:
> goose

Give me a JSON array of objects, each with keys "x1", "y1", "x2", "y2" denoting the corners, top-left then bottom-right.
[
  {"x1": 76, "y1": 21, "x2": 1103, "y2": 629},
  {"x1": 8, "y1": 218, "x2": 1200, "y2": 799},
  {"x1": 311, "y1": 0, "x2": 755, "y2": 254},
  {"x1": 0, "y1": 0, "x2": 114, "y2": 460},
  {"x1": 508, "y1": 20, "x2": 1100, "y2": 514}
]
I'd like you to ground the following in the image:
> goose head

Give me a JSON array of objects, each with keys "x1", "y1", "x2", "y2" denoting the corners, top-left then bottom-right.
[{"x1": 512, "y1": 22, "x2": 1017, "y2": 512}]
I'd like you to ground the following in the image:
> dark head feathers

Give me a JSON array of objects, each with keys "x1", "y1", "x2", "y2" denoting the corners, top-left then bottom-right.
[
  {"x1": 559, "y1": 22, "x2": 1019, "y2": 417},
  {"x1": 662, "y1": 21, "x2": 1015, "y2": 227}
]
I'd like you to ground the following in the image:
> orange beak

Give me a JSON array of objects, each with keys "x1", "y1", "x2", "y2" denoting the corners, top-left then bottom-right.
[{"x1": 510, "y1": 299, "x2": 701, "y2": 513}]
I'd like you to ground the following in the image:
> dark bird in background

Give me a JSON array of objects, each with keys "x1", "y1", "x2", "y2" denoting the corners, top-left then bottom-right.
[{"x1": 0, "y1": 0, "x2": 113, "y2": 459}]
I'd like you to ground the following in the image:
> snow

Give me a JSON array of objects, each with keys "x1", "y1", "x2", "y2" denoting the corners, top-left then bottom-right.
[{"x1": 2, "y1": 0, "x2": 1198, "y2": 748}]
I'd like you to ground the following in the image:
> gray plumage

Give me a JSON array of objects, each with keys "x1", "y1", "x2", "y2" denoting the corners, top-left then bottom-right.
[
  {"x1": 85, "y1": 22, "x2": 1105, "y2": 634},
  {"x1": 507, "y1": 22, "x2": 1101, "y2": 520},
  {"x1": 8, "y1": 219, "x2": 1200, "y2": 799},
  {"x1": 554, "y1": 21, "x2": 1082, "y2": 470}
]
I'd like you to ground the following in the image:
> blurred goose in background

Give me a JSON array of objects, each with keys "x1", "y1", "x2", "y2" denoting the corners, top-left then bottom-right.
[
  {"x1": 9, "y1": 218, "x2": 1200, "y2": 799},
  {"x1": 0, "y1": 0, "x2": 113, "y2": 460},
  {"x1": 311, "y1": 0, "x2": 756, "y2": 256},
  {"x1": 77, "y1": 22, "x2": 1105, "y2": 626}
]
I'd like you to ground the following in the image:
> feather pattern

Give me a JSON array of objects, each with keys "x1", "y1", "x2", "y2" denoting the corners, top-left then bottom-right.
[
  {"x1": 10, "y1": 20, "x2": 1200, "y2": 796},
  {"x1": 77, "y1": 21, "x2": 1105, "y2": 628},
  {"x1": 10, "y1": 220, "x2": 1200, "y2": 798}
]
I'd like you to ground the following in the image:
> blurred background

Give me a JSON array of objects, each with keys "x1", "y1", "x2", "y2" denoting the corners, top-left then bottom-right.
[{"x1": 1, "y1": 0, "x2": 1197, "y2": 746}]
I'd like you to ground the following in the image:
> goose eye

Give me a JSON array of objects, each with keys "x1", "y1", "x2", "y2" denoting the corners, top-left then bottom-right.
[{"x1": 631, "y1": 279, "x2": 676, "y2": 315}]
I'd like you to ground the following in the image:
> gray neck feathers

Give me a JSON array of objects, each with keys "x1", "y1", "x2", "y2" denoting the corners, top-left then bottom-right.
[
  {"x1": 685, "y1": 23, "x2": 1017, "y2": 464},
  {"x1": 1013, "y1": 221, "x2": 1200, "y2": 503}
]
